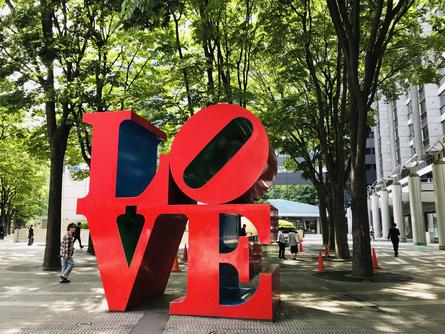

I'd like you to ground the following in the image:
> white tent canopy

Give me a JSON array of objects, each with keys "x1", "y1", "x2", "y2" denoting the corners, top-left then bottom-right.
[{"x1": 267, "y1": 199, "x2": 319, "y2": 219}]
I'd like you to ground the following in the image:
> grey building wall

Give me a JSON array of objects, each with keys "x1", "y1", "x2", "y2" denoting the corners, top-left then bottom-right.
[
  {"x1": 376, "y1": 100, "x2": 395, "y2": 176},
  {"x1": 424, "y1": 83, "x2": 443, "y2": 146},
  {"x1": 394, "y1": 96, "x2": 412, "y2": 165},
  {"x1": 373, "y1": 79, "x2": 445, "y2": 181},
  {"x1": 274, "y1": 155, "x2": 312, "y2": 186}
]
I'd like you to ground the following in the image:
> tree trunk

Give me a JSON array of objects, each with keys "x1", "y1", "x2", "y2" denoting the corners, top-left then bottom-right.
[
  {"x1": 172, "y1": 12, "x2": 194, "y2": 116},
  {"x1": 42, "y1": 125, "x2": 70, "y2": 270},
  {"x1": 6, "y1": 219, "x2": 11, "y2": 235},
  {"x1": 327, "y1": 199, "x2": 335, "y2": 251},
  {"x1": 351, "y1": 137, "x2": 373, "y2": 277},
  {"x1": 318, "y1": 195, "x2": 329, "y2": 246},
  {"x1": 332, "y1": 181, "x2": 350, "y2": 259},
  {"x1": 0, "y1": 200, "x2": 5, "y2": 235},
  {"x1": 198, "y1": 4, "x2": 215, "y2": 102},
  {"x1": 87, "y1": 234, "x2": 95, "y2": 255}
]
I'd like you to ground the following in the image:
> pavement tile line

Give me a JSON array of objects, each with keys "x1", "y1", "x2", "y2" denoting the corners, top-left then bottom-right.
[
  {"x1": 1, "y1": 237, "x2": 445, "y2": 334},
  {"x1": 162, "y1": 301, "x2": 433, "y2": 334},
  {"x1": 0, "y1": 312, "x2": 144, "y2": 334}
]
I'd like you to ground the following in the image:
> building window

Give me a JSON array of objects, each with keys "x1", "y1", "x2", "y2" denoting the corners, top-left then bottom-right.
[
  {"x1": 376, "y1": 126, "x2": 383, "y2": 175},
  {"x1": 420, "y1": 99, "x2": 427, "y2": 119},
  {"x1": 409, "y1": 123, "x2": 414, "y2": 139},
  {"x1": 392, "y1": 102, "x2": 401, "y2": 166},
  {"x1": 418, "y1": 85, "x2": 424, "y2": 98},
  {"x1": 408, "y1": 102, "x2": 413, "y2": 119},
  {"x1": 440, "y1": 90, "x2": 445, "y2": 115},
  {"x1": 442, "y1": 120, "x2": 445, "y2": 134},
  {"x1": 439, "y1": 68, "x2": 445, "y2": 86},
  {"x1": 419, "y1": 97, "x2": 429, "y2": 148},
  {"x1": 422, "y1": 125, "x2": 430, "y2": 148}
]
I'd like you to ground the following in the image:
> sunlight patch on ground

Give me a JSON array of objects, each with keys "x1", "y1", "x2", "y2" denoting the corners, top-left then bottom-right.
[
  {"x1": 48, "y1": 300, "x2": 77, "y2": 312},
  {"x1": 378, "y1": 307, "x2": 401, "y2": 314},
  {"x1": 434, "y1": 277, "x2": 445, "y2": 286},
  {"x1": 34, "y1": 271, "x2": 53, "y2": 275},
  {"x1": 381, "y1": 282, "x2": 437, "y2": 300},
  {"x1": 4, "y1": 285, "x2": 29, "y2": 292}
]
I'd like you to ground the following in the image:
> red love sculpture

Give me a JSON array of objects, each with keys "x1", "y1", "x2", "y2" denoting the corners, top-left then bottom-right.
[{"x1": 77, "y1": 104, "x2": 280, "y2": 320}]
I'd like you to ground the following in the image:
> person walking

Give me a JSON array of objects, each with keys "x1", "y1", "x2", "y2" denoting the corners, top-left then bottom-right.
[
  {"x1": 60, "y1": 223, "x2": 77, "y2": 283},
  {"x1": 277, "y1": 230, "x2": 287, "y2": 259},
  {"x1": 239, "y1": 224, "x2": 247, "y2": 236},
  {"x1": 73, "y1": 222, "x2": 84, "y2": 249},
  {"x1": 288, "y1": 229, "x2": 299, "y2": 260},
  {"x1": 388, "y1": 223, "x2": 401, "y2": 257},
  {"x1": 370, "y1": 228, "x2": 375, "y2": 241},
  {"x1": 27, "y1": 225, "x2": 34, "y2": 246}
]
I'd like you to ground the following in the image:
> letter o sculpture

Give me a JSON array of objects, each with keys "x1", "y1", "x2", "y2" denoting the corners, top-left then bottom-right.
[{"x1": 169, "y1": 103, "x2": 275, "y2": 204}]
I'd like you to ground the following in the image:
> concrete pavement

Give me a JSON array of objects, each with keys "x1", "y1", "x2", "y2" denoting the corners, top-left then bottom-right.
[{"x1": 1, "y1": 236, "x2": 444, "y2": 333}]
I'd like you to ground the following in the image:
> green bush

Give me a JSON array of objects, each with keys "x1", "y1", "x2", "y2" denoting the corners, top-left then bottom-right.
[{"x1": 278, "y1": 219, "x2": 295, "y2": 231}]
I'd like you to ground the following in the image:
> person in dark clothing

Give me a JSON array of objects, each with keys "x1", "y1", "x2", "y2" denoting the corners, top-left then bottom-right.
[
  {"x1": 239, "y1": 224, "x2": 247, "y2": 236},
  {"x1": 27, "y1": 225, "x2": 34, "y2": 246},
  {"x1": 73, "y1": 222, "x2": 83, "y2": 249},
  {"x1": 388, "y1": 223, "x2": 400, "y2": 257}
]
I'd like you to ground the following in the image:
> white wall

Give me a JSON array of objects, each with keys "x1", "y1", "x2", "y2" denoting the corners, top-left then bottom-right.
[{"x1": 61, "y1": 167, "x2": 89, "y2": 225}]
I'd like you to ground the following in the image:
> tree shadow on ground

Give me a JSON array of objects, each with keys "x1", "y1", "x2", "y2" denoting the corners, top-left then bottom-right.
[{"x1": 315, "y1": 270, "x2": 414, "y2": 283}]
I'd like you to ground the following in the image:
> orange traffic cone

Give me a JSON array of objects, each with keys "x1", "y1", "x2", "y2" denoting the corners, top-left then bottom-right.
[
  {"x1": 299, "y1": 241, "x2": 303, "y2": 252},
  {"x1": 324, "y1": 243, "x2": 330, "y2": 257},
  {"x1": 372, "y1": 248, "x2": 382, "y2": 269},
  {"x1": 318, "y1": 252, "x2": 325, "y2": 272},
  {"x1": 172, "y1": 255, "x2": 181, "y2": 272},
  {"x1": 182, "y1": 244, "x2": 188, "y2": 262}
]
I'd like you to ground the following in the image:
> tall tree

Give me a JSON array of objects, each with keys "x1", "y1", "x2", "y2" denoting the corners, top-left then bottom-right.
[
  {"x1": 255, "y1": 0, "x2": 351, "y2": 257},
  {"x1": 325, "y1": 0, "x2": 438, "y2": 276},
  {"x1": 123, "y1": 0, "x2": 262, "y2": 110},
  {"x1": 0, "y1": 105, "x2": 48, "y2": 235},
  {"x1": 1, "y1": 0, "x2": 110, "y2": 268}
]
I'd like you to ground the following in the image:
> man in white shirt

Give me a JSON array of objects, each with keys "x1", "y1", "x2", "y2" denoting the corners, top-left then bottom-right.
[{"x1": 277, "y1": 230, "x2": 287, "y2": 259}]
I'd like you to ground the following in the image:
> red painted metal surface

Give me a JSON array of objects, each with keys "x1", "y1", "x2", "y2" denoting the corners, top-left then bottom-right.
[
  {"x1": 77, "y1": 111, "x2": 188, "y2": 311},
  {"x1": 170, "y1": 204, "x2": 277, "y2": 320},
  {"x1": 77, "y1": 104, "x2": 280, "y2": 320},
  {"x1": 169, "y1": 104, "x2": 276, "y2": 204}
]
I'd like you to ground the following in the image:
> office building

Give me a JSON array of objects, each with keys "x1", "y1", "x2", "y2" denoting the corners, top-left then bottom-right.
[{"x1": 368, "y1": 74, "x2": 445, "y2": 248}]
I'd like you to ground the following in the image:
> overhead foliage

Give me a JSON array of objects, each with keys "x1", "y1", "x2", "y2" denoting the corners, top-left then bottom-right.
[
  {"x1": 264, "y1": 184, "x2": 317, "y2": 205},
  {"x1": 0, "y1": 0, "x2": 443, "y2": 270},
  {"x1": 0, "y1": 108, "x2": 48, "y2": 234}
]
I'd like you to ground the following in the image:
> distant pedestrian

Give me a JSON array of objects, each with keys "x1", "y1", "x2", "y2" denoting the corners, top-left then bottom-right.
[
  {"x1": 370, "y1": 228, "x2": 375, "y2": 241},
  {"x1": 288, "y1": 229, "x2": 299, "y2": 260},
  {"x1": 27, "y1": 225, "x2": 34, "y2": 246},
  {"x1": 73, "y1": 222, "x2": 84, "y2": 249},
  {"x1": 239, "y1": 224, "x2": 247, "y2": 236},
  {"x1": 388, "y1": 223, "x2": 400, "y2": 257},
  {"x1": 278, "y1": 230, "x2": 287, "y2": 259},
  {"x1": 60, "y1": 223, "x2": 77, "y2": 283},
  {"x1": 0, "y1": 225, "x2": 4, "y2": 240}
]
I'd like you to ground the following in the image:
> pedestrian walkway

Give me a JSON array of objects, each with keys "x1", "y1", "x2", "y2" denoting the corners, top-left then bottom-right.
[{"x1": 0, "y1": 236, "x2": 444, "y2": 333}]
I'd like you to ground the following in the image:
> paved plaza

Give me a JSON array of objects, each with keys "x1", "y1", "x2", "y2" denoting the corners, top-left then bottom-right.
[{"x1": 1, "y1": 236, "x2": 445, "y2": 334}]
